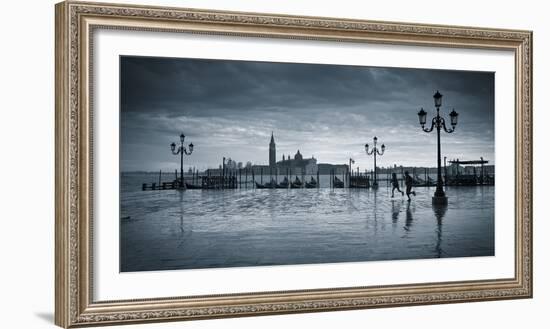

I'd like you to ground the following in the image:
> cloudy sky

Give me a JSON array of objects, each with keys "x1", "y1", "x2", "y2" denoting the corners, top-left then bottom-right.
[{"x1": 120, "y1": 56, "x2": 494, "y2": 172}]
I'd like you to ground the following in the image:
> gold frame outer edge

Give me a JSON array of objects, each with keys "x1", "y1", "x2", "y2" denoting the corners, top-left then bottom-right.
[{"x1": 55, "y1": 1, "x2": 533, "y2": 327}]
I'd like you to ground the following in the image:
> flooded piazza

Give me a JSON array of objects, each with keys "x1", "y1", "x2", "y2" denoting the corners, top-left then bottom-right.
[
  {"x1": 120, "y1": 177, "x2": 494, "y2": 272},
  {"x1": 118, "y1": 57, "x2": 497, "y2": 273}
]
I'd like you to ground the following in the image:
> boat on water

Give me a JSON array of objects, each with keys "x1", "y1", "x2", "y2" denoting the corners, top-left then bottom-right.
[
  {"x1": 446, "y1": 174, "x2": 494, "y2": 186},
  {"x1": 413, "y1": 174, "x2": 436, "y2": 187},
  {"x1": 255, "y1": 179, "x2": 278, "y2": 189},
  {"x1": 291, "y1": 176, "x2": 303, "y2": 188},
  {"x1": 305, "y1": 176, "x2": 317, "y2": 188},
  {"x1": 333, "y1": 176, "x2": 345, "y2": 188},
  {"x1": 277, "y1": 177, "x2": 290, "y2": 188},
  {"x1": 255, "y1": 177, "x2": 291, "y2": 189},
  {"x1": 185, "y1": 182, "x2": 202, "y2": 189}
]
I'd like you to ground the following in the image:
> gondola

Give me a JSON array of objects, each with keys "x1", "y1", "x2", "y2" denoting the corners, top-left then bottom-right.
[
  {"x1": 333, "y1": 176, "x2": 345, "y2": 188},
  {"x1": 412, "y1": 174, "x2": 436, "y2": 187},
  {"x1": 412, "y1": 174, "x2": 425, "y2": 186},
  {"x1": 255, "y1": 179, "x2": 277, "y2": 189},
  {"x1": 185, "y1": 182, "x2": 202, "y2": 189},
  {"x1": 447, "y1": 175, "x2": 479, "y2": 186},
  {"x1": 291, "y1": 176, "x2": 303, "y2": 188},
  {"x1": 277, "y1": 177, "x2": 290, "y2": 188},
  {"x1": 305, "y1": 176, "x2": 317, "y2": 188}
]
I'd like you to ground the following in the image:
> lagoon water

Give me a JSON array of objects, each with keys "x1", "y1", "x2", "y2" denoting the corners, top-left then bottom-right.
[{"x1": 120, "y1": 173, "x2": 494, "y2": 272}]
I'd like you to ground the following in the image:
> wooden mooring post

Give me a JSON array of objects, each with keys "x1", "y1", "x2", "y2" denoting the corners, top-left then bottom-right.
[
  {"x1": 425, "y1": 168, "x2": 428, "y2": 186},
  {"x1": 317, "y1": 169, "x2": 320, "y2": 188}
]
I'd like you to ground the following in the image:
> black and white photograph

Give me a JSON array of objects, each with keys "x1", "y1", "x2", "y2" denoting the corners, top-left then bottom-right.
[{"x1": 119, "y1": 56, "x2": 495, "y2": 272}]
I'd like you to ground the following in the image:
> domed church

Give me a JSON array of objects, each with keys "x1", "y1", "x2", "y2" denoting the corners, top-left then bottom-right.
[{"x1": 268, "y1": 133, "x2": 317, "y2": 175}]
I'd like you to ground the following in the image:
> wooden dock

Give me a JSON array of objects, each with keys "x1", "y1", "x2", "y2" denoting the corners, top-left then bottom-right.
[{"x1": 142, "y1": 181, "x2": 181, "y2": 191}]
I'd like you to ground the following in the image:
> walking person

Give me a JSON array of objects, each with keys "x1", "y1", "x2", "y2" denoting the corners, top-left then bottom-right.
[
  {"x1": 391, "y1": 173, "x2": 404, "y2": 198},
  {"x1": 404, "y1": 171, "x2": 416, "y2": 202}
]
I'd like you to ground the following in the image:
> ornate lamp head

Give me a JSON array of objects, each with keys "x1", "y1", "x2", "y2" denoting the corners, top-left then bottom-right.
[
  {"x1": 433, "y1": 90, "x2": 443, "y2": 108},
  {"x1": 449, "y1": 109, "x2": 458, "y2": 126},
  {"x1": 418, "y1": 108, "x2": 427, "y2": 126}
]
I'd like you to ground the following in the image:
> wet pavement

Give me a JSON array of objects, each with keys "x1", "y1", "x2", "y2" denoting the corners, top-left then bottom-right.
[{"x1": 120, "y1": 185, "x2": 494, "y2": 272}]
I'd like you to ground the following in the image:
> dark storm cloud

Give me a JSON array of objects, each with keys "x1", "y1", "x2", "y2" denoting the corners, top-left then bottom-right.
[{"x1": 120, "y1": 56, "x2": 494, "y2": 172}]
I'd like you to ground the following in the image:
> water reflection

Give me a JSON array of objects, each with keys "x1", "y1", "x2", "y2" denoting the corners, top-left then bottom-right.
[
  {"x1": 391, "y1": 200, "x2": 401, "y2": 224},
  {"x1": 177, "y1": 191, "x2": 186, "y2": 248},
  {"x1": 179, "y1": 191, "x2": 184, "y2": 233},
  {"x1": 120, "y1": 184, "x2": 495, "y2": 271},
  {"x1": 404, "y1": 201, "x2": 414, "y2": 231},
  {"x1": 432, "y1": 205, "x2": 447, "y2": 258},
  {"x1": 371, "y1": 189, "x2": 380, "y2": 233},
  {"x1": 177, "y1": 191, "x2": 196, "y2": 249}
]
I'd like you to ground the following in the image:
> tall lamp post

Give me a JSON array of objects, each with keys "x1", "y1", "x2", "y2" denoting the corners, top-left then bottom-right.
[
  {"x1": 170, "y1": 133, "x2": 194, "y2": 189},
  {"x1": 365, "y1": 136, "x2": 385, "y2": 188},
  {"x1": 349, "y1": 158, "x2": 355, "y2": 186},
  {"x1": 417, "y1": 91, "x2": 458, "y2": 204}
]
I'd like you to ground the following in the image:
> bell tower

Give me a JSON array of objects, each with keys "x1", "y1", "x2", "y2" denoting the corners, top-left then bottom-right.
[{"x1": 269, "y1": 132, "x2": 276, "y2": 168}]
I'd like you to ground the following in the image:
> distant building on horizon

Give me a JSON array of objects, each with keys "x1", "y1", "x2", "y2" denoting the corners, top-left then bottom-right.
[
  {"x1": 258, "y1": 132, "x2": 345, "y2": 176},
  {"x1": 317, "y1": 163, "x2": 348, "y2": 175},
  {"x1": 206, "y1": 132, "x2": 358, "y2": 177},
  {"x1": 264, "y1": 132, "x2": 316, "y2": 175},
  {"x1": 277, "y1": 149, "x2": 318, "y2": 175},
  {"x1": 269, "y1": 132, "x2": 276, "y2": 168}
]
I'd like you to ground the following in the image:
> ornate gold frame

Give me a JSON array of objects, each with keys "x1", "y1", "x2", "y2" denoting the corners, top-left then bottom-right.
[{"x1": 55, "y1": 1, "x2": 533, "y2": 327}]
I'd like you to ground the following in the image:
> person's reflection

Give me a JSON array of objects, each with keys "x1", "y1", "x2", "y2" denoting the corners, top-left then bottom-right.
[
  {"x1": 432, "y1": 205, "x2": 447, "y2": 258},
  {"x1": 391, "y1": 200, "x2": 404, "y2": 234},
  {"x1": 391, "y1": 200, "x2": 402, "y2": 224},
  {"x1": 404, "y1": 201, "x2": 414, "y2": 231}
]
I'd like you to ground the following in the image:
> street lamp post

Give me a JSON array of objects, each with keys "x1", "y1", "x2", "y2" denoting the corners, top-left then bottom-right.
[
  {"x1": 417, "y1": 91, "x2": 459, "y2": 204},
  {"x1": 349, "y1": 158, "x2": 355, "y2": 187},
  {"x1": 365, "y1": 136, "x2": 385, "y2": 188},
  {"x1": 170, "y1": 133, "x2": 194, "y2": 189}
]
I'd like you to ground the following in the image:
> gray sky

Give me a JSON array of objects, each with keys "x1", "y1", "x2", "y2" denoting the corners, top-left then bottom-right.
[{"x1": 120, "y1": 56, "x2": 494, "y2": 172}]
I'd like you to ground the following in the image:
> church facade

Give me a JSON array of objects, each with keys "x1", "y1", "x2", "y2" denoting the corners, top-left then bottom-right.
[{"x1": 268, "y1": 133, "x2": 318, "y2": 175}]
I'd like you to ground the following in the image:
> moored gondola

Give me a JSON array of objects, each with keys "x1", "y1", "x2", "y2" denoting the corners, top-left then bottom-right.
[
  {"x1": 447, "y1": 175, "x2": 480, "y2": 186},
  {"x1": 333, "y1": 176, "x2": 345, "y2": 188},
  {"x1": 412, "y1": 174, "x2": 436, "y2": 187},
  {"x1": 277, "y1": 177, "x2": 290, "y2": 188},
  {"x1": 185, "y1": 182, "x2": 202, "y2": 189},
  {"x1": 291, "y1": 176, "x2": 303, "y2": 188},
  {"x1": 255, "y1": 179, "x2": 278, "y2": 189},
  {"x1": 305, "y1": 176, "x2": 317, "y2": 188}
]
